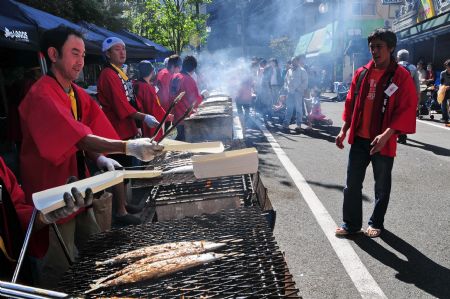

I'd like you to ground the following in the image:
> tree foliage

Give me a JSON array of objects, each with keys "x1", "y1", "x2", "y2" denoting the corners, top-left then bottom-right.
[
  {"x1": 17, "y1": 0, "x2": 131, "y2": 31},
  {"x1": 269, "y1": 36, "x2": 294, "y2": 60},
  {"x1": 127, "y1": 0, "x2": 210, "y2": 54}
]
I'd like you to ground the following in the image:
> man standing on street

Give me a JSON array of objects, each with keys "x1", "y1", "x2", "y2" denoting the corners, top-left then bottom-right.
[
  {"x1": 335, "y1": 29, "x2": 417, "y2": 238},
  {"x1": 283, "y1": 55, "x2": 309, "y2": 133},
  {"x1": 440, "y1": 59, "x2": 450, "y2": 125},
  {"x1": 396, "y1": 49, "x2": 420, "y2": 144}
]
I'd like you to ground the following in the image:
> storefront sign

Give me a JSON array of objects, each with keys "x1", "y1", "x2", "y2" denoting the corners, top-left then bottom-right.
[
  {"x1": 380, "y1": 0, "x2": 403, "y2": 4},
  {"x1": 420, "y1": 0, "x2": 435, "y2": 19}
]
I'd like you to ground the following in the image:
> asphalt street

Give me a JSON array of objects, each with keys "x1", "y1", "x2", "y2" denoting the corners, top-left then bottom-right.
[{"x1": 244, "y1": 101, "x2": 450, "y2": 299}]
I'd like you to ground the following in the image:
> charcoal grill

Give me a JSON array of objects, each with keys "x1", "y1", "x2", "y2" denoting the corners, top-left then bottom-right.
[{"x1": 57, "y1": 207, "x2": 300, "y2": 298}]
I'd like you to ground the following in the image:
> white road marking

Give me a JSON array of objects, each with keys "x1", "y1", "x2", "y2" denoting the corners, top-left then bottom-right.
[
  {"x1": 417, "y1": 119, "x2": 450, "y2": 131},
  {"x1": 253, "y1": 118, "x2": 387, "y2": 299}
]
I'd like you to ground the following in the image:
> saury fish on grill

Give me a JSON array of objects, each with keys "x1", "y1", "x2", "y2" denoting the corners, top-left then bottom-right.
[
  {"x1": 93, "y1": 242, "x2": 225, "y2": 285},
  {"x1": 86, "y1": 253, "x2": 224, "y2": 294},
  {"x1": 95, "y1": 241, "x2": 223, "y2": 266}
]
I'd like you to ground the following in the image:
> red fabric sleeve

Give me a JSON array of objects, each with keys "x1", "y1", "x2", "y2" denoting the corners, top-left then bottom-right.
[
  {"x1": 19, "y1": 80, "x2": 92, "y2": 166},
  {"x1": 388, "y1": 69, "x2": 417, "y2": 135},
  {"x1": 73, "y1": 85, "x2": 120, "y2": 140},
  {"x1": 0, "y1": 158, "x2": 33, "y2": 232},
  {"x1": 98, "y1": 68, "x2": 137, "y2": 120},
  {"x1": 342, "y1": 68, "x2": 361, "y2": 124},
  {"x1": 185, "y1": 77, "x2": 203, "y2": 107}
]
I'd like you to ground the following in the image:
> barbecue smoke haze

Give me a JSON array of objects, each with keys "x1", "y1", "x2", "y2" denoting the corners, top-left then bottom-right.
[{"x1": 195, "y1": 48, "x2": 253, "y2": 98}]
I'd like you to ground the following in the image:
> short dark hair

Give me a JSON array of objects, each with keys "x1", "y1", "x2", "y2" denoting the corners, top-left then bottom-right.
[
  {"x1": 138, "y1": 60, "x2": 154, "y2": 78},
  {"x1": 368, "y1": 28, "x2": 397, "y2": 53},
  {"x1": 444, "y1": 59, "x2": 450, "y2": 67},
  {"x1": 40, "y1": 25, "x2": 84, "y2": 68},
  {"x1": 167, "y1": 54, "x2": 182, "y2": 70},
  {"x1": 182, "y1": 56, "x2": 197, "y2": 73}
]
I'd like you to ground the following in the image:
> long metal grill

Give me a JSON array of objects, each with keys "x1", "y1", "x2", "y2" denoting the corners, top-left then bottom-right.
[
  {"x1": 58, "y1": 207, "x2": 300, "y2": 298},
  {"x1": 151, "y1": 175, "x2": 253, "y2": 205}
]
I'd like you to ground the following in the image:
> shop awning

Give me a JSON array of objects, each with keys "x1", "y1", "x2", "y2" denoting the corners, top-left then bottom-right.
[
  {"x1": 397, "y1": 11, "x2": 450, "y2": 43},
  {"x1": 294, "y1": 22, "x2": 335, "y2": 58}
]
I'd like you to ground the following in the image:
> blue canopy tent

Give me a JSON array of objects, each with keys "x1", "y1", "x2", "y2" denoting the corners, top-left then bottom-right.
[
  {"x1": 0, "y1": 0, "x2": 39, "y2": 51},
  {"x1": 12, "y1": 0, "x2": 105, "y2": 56},
  {"x1": 116, "y1": 29, "x2": 172, "y2": 60},
  {"x1": 78, "y1": 21, "x2": 158, "y2": 61}
]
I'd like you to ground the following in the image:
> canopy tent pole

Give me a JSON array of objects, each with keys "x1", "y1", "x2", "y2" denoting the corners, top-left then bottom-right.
[{"x1": 38, "y1": 52, "x2": 47, "y2": 75}]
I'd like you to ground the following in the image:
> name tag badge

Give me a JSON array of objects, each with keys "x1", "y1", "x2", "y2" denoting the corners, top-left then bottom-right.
[{"x1": 385, "y1": 83, "x2": 398, "y2": 97}]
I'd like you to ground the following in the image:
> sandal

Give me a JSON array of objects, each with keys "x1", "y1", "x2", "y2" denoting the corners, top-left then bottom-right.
[
  {"x1": 365, "y1": 226, "x2": 382, "y2": 238},
  {"x1": 335, "y1": 227, "x2": 362, "y2": 237}
]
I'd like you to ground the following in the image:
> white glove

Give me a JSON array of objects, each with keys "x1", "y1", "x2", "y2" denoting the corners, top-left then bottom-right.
[
  {"x1": 201, "y1": 89, "x2": 209, "y2": 98},
  {"x1": 143, "y1": 114, "x2": 160, "y2": 128},
  {"x1": 41, "y1": 187, "x2": 93, "y2": 224},
  {"x1": 125, "y1": 138, "x2": 164, "y2": 161},
  {"x1": 96, "y1": 155, "x2": 122, "y2": 171}
]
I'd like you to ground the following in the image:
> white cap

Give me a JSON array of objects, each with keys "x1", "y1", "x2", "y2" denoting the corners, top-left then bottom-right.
[{"x1": 102, "y1": 37, "x2": 125, "y2": 52}]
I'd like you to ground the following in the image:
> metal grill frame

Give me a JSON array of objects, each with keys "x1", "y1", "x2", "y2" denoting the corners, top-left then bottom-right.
[{"x1": 58, "y1": 207, "x2": 300, "y2": 298}]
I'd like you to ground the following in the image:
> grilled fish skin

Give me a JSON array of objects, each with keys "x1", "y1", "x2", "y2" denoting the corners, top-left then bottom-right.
[
  {"x1": 87, "y1": 253, "x2": 224, "y2": 294},
  {"x1": 95, "y1": 241, "x2": 221, "y2": 266},
  {"x1": 94, "y1": 242, "x2": 225, "y2": 285}
]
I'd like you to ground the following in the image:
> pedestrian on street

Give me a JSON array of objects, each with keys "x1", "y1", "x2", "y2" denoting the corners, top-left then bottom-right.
[
  {"x1": 335, "y1": 28, "x2": 417, "y2": 238},
  {"x1": 439, "y1": 59, "x2": 450, "y2": 125},
  {"x1": 283, "y1": 55, "x2": 309, "y2": 133},
  {"x1": 396, "y1": 49, "x2": 420, "y2": 144}
]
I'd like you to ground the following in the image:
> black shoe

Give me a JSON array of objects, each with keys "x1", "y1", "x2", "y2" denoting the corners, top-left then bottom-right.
[
  {"x1": 115, "y1": 214, "x2": 142, "y2": 225},
  {"x1": 125, "y1": 203, "x2": 143, "y2": 214},
  {"x1": 397, "y1": 135, "x2": 407, "y2": 144},
  {"x1": 440, "y1": 118, "x2": 449, "y2": 124}
]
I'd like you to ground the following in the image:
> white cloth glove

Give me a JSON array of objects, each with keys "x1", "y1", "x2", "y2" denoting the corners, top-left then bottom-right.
[
  {"x1": 201, "y1": 89, "x2": 209, "y2": 98},
  {"x1": 96, "y1": 155, "x2": 122, "y2": 171},
  {"x1": 125, "y1": 138, "x2": 164, "y2": 161},
  {"x1": 143, "y1": 114, "x2": 160, "y2": 128},
  {"x1": 41, "y1": 187, "x2": 93, "y2": 224}
]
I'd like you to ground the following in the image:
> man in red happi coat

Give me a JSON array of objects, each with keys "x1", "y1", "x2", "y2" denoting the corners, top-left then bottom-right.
[{"x1": 19, "y1": 26, "x2": 163, "y2": 287}]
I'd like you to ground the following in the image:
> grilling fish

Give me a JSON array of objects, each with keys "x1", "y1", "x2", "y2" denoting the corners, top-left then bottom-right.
[
  {"x1": 86, "y1": 253, "x2": 224, "y2": 294},
  {"x1": 95, "y1": 241, "x2": 222, "y2": 266},
  {"x1": 93, "y1": 242, "x2": 225, "y2": 285}
]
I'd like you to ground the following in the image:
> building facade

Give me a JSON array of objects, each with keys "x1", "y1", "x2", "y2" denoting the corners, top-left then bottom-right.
[{"x1": 391, "y1": 0, "x2": 450, "y2": 72}]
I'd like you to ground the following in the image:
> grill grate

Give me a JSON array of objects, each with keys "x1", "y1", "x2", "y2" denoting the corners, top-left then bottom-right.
[{"x1": 58, "y1": 207, "x2": 300, "y2": 298}]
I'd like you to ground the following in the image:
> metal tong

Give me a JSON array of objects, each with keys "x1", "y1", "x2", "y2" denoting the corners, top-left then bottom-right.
[
  {"x1": 156, "y1": 101, "x2": 196, "y2": 144},
  {"x1": 0, "y1": 280, "x2": 68, "y2": 299},
  {"x1": 150, "y1": 91, "x2": 185, "y2": 141}
]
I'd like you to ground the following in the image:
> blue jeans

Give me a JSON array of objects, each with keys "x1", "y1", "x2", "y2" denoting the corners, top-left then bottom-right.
[
  {"x1": 283, "y1": 91, "x2": 303, "y2": 127},
  {"x1": 342, "y1": 137, "x2": 394, "y2": 232}
]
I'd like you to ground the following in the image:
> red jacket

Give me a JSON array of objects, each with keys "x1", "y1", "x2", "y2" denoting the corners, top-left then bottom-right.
[
  {"x1": 343, "y1": 60, "x2": 417, "y2": 157},
  {"x1": 19, "y1": 76, "x2": 119, "y2": 257},
  {"x1": 97, "y1": 67, "x2": 138, "y2": 140},
  {"x1": 169, "y1": 72, "x2": 202, "y2": 124},
  {"x1": 133, "y1": 80, "x2": 167, "y2": 140},
  {"x1": 156, "y1": 68, "x2": 172, "y2": 111}
]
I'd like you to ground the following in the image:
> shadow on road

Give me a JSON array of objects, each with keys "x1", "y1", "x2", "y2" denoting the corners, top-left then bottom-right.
[
  {"x1": 403, "y1": 138, "x2": 450, "y2": 157},
  {"x1": 307, "y1": 180, "x2": 372, "y2": 202},
  {"x1": 353, "y1": 229, "x2": 450, "y2": 298}
]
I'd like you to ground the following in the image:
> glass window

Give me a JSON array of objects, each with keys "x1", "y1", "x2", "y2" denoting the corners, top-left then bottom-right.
[{"x1": 352, "y1": 0, "x2": 376, "y2": 16}]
